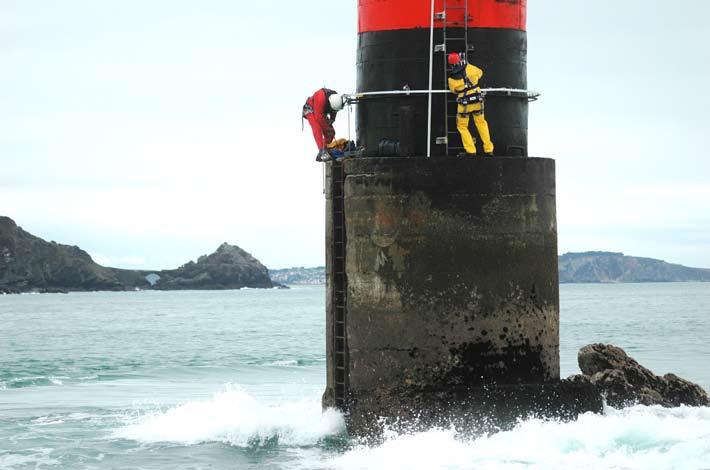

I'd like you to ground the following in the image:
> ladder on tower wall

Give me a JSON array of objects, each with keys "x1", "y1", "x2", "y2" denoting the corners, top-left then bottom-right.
[
  {"x1": 331, "y1": 161, "x2": 348, "y2": 409},
  {"x1": 434, "y1": 0, "x2": 473, "y2": 156}
]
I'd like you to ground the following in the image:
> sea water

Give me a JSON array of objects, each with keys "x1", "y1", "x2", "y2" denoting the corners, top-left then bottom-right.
[{"x1": 0, "y1": 283, "x2": 709, "y2": 469}]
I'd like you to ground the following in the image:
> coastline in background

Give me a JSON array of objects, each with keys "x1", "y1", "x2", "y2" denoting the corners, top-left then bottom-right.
[{"x1": 271, "y1": 252, "x2": 710, "y2": 286}]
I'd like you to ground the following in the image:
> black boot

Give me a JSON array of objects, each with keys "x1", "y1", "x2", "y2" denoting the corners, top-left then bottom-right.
[
  {"x1": 320, "y1": 150, "x2": 332, "y2": 162},
  {"x1": 316, "y1": 149, "x2": 332, "y2": 162}
]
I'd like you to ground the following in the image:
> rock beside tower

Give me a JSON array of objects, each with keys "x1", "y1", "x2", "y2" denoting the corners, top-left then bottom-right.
[{"x1": 572, "y1": 344, "x2": 709, "y2": 408}]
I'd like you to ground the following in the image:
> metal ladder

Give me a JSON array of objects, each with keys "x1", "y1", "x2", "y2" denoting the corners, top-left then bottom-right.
[
  {"x1": 434, "y1": 0, "x2": 472, "y2": 156},
  {"x1": 331, "y1": 161, "x2": 348, "y2": 409}
]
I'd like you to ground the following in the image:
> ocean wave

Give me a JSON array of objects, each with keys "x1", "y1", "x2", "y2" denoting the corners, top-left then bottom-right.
[
  {"x1": 267, "y1": 360, "x2": 300, "y2": 366},
  {"x1": 326, "y1": 405, "x2": 710, "y2": 470},
  {"x1": 242, "y1": 357, "x2": 326, "y2": 367},
  {"x1": 114, "y1": 386, "x2": 346, "y2": 447},
  {"x1": 0, "y1": 448, "x2": 60, "y2": 470},
  {"x1": 31, "y1": 416, "x2": 65, "y2": 426},
  {"x1": 111, "y1": 393, "x2": 710, "y2": 469},
  {"x1": 0, "y1": 375, "x2": 68, "y2": 389},
  {"x1": 77, "y1": 375, "x2": 99, "y2": 380},
  {"x1": 263, "y1": 358, "x2": 325, "y2": 367},
  {"x1": 0, "y1": 369, "x2": 133, "y2": 389}
]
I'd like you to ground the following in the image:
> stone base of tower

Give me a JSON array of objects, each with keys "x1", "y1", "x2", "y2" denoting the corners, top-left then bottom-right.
[
  {"x1": 341, "y1": 380, "x2": 603, "y2": 437},
  {"x1": 323, "y1": 156, "x2": 597, "y2": 436}
]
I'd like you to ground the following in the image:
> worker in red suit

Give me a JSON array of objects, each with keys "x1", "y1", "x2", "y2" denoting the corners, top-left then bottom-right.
[{"x1": 302, "y1": 88, "x2": 344, "y2": 162}]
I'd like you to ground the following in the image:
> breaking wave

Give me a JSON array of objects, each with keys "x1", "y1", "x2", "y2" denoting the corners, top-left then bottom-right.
[
  {"x1": 327, "y1": 405, "x2": 710, "y2": 470},
  {"x1": 113, "y1": 387, "x2": 710, "y2": 470},
  {"x1": 114, "y1": 387, "x2": 345, "y2": 447}
]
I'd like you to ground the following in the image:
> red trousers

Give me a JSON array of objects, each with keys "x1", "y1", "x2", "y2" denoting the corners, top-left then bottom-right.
[{"x1": 305, "y1": 112, "x2": 334, "y2": 151}]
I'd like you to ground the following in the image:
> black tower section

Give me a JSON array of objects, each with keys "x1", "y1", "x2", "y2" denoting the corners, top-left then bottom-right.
[{"x1": 356, "y1": 28, "x2": 528, "y2": 157}]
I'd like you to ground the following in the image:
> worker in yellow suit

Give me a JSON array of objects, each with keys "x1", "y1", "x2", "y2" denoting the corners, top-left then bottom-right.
[{"x1": 447, "y1": 52, "x2": 494, "y2": 156}]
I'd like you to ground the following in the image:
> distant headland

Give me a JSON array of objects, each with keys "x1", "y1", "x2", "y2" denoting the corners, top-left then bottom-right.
[
  {"x1": 0, "y1": 216, "x2": 275, "y2": 293},
  {"x1": 558, "y1": 251, "x2": 710, "y2": 283},
  {"x1": 272, "y1": 252, "x2": 710, "y2": 285}
]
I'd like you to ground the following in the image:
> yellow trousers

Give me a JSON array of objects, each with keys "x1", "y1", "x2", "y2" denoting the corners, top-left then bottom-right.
[{"x1": 456, "y1": 104, "x2": 494, "y2": 155}]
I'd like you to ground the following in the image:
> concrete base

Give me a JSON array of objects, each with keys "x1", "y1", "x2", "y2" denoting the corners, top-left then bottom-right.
[
  {"x1": 343, "y1": 380, "x2": 604, "y2": 438},
  {"x1": 324, "y1": 156, "x2": 581, "y2": 437}
]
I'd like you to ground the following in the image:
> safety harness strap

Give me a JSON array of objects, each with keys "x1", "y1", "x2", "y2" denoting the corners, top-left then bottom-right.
[
  {"x1": 302, "y1": 101, "x2": 314, "y2": 130},
  {"x1": 457, "y1": 103, "x2": 485, "y2": 117},
  {"x1": 457, "y1": 91, "x2": 483, "y2": 105},
  {"x1": 322, "y1": 88, "x2": 337, "y2": 114},
  {"x1": 463, "y1": 74, "x2": 478, "y2": 90}
]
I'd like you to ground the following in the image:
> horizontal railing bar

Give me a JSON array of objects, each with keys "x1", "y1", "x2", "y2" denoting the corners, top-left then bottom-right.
[{"x1": 345, "y1": 88, "x2": 540, "y2": 101}]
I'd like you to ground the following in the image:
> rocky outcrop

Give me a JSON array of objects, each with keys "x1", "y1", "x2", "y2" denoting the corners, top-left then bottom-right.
[
  {"x1": 1, "y1": 216, "x2": 274, "y2": 293},
  {"x1": 570, "y1": 344, "x2": 709, "y2": 407},
  {"x1": 0, "y1": 216, "x2": 149, "y2": 292},
  {"x1": 559, "y1": 251, "x2": 710, "y2": 283},
  {"x1": 152, "y1": 243, "x2": 273, "y2": 290}
]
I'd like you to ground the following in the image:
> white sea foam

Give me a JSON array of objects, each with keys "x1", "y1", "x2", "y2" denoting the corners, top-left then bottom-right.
[
  {"x1": 114, "y1": 386, "x2": 345, "y2": 447},
  {"x1": 113, "y1": 390, "x2": 710, "y2": 470},
  {"x1": 268, "y1": 359, "x2": 299, "y2": 366},
  {"x1": 327, "y1": 405, "x2": 710, "y2": 470},
  {"x1": 32, "y1": 416, "x2": 65, "y2": 426}
]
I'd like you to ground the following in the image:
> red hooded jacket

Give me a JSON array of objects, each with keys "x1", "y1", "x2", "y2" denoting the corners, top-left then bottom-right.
[{"x1": 304, "y1": 88, "x2": 337, "y2": 150}]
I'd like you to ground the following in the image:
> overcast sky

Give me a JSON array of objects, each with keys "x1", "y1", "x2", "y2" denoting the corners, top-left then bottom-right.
[{"x1": 1, "y1": 1, "x2": 709, "y2": 270}]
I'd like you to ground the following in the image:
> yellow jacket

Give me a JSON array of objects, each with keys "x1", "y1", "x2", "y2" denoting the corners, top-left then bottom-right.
[{"x1": 448, "y1": 64, "x2": 483, "y2": 100}]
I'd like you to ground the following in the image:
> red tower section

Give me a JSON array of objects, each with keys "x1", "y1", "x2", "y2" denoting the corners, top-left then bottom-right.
[
  {"x1": 359, "y1": 0, "x2": 526, "y2": 32},
  {"x1": 356, "y1": 0, "x2": 529, "y2": 156}
]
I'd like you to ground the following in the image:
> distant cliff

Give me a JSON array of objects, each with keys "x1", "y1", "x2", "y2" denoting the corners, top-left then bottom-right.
[
  {"x1": 0, "y1": 216, "x2": 273, "y2": 293},
  {"x1": 0, "y1": 216, "x2": 148, "y2": 292},
  {"x1": 559, "y1": 252, "x2": 710, "y2": 283}
]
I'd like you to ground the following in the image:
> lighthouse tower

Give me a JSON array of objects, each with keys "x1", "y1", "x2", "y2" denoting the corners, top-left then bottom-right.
[{"x1": 323, "y1": 0, "x2": 601, "y2": 434}]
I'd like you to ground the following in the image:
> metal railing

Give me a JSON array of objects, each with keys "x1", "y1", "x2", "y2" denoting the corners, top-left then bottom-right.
[{"x1": 344, "y1": 88, "x2": 540, "y2": 103}]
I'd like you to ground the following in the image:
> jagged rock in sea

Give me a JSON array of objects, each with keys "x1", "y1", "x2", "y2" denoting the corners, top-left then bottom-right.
[
  {"x1": 153, "y1": 243, "x2": 273, "y2": 290},
  {"x1": 559, "y1": 251, "x2": 710, "y2": 283},
  {"x1": 0, "y1": 216, "x2": 148, "y2": 293},
  {"x1": 570, "y1": 343, "x2": 709, "y2": 407}
]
